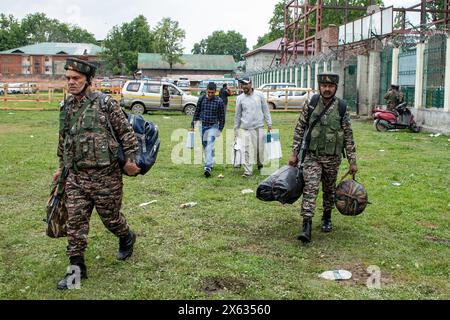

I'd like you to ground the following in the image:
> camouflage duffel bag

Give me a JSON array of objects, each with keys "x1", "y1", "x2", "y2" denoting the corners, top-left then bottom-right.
[{"x1": 335, "y1": 173, "x2": 369, "y2": 216}]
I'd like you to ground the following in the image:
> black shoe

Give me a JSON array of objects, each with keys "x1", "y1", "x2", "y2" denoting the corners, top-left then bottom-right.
[
  {"x1": 321, "y1": 210, "x2": 333, "y2": 233},
  {"x1": 297, "y1": 218, "x2": 312, "y2": 243},
  {"x1": 258, "y1": 164, "x2": 264, "y2": 171},
  {"x1": 117, "y1": 231, "x2": 136, "y2": 261},
  {"x1": 204, "y1": 170, "x2": 211, "y2": 178},
  {"x1": 57, "y1": 262, "x2": 87, "y2": 290}
]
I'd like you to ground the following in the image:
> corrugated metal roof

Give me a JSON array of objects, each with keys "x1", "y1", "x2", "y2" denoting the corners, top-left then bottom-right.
[
  {"x1": 0, "y1": 42, "x2": 103, "y2": 55},
  {"x1": 244, "y1": 38, "x2": 314, "y2": 57},
  {"x1": 138, "y1": 53, "x2": 237, "y2": 71}
]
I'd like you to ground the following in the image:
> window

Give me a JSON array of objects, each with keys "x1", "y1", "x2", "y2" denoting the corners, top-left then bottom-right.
[
  {"x1": 126, "y1": 82, "x2": 141, "y2": 92},
  {"x1": 143, "y1": 84, "x2": 161, "y2": 94},
  {"x1": 169, "y1": 86, "x2": 181, "y2": 95}
]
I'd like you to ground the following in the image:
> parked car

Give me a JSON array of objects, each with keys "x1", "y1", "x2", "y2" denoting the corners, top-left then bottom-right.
[
  {"x1": 256, "y1": 83, "x2": 296, "y2": 95},
  {"x1": 266, "y1": 88, "x2": 313, "y2": 109},
  {"x1": 120, "y1": 80, "x2": 199, "y2": 115},
  {"x1": 177, "y1": 78, "x2": 190, "y2": 88},
  {"x1": 99, "y1": 82, "x2": 113, "y2": 94}
]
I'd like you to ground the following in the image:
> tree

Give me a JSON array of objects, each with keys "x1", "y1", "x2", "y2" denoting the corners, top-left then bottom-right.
[
  {"x1": 192, "y1": 31, "x2": 248, "y2": 62},
  {"x1": 153, "y1": 17, "x2": 186, "y2": 70},
  {"x1": 0, "y1": 14, "x2": 27, "y2": 51},
  {"x1": 101, "y1": 15, "x2": 154, "y2": 75},
  {"x1": 20, "y1": 13, "x2": 96, "y2": 44}
]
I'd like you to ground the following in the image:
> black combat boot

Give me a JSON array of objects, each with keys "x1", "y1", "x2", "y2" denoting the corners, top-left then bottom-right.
[
  {"x1": 57, "y1": 256, "x2": 88, "y2": 290},
  {"x1": 321, "y1": 209, "x2": 333, "y2": 233},
  {"x1": 297, "y1": 218, "x2": 312, "y2": 243},
  {"x1": 117, "y1": 230, "x2": 136, "y2": 261}
]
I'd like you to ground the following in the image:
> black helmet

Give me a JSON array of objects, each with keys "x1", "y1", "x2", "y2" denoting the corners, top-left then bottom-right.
[
  {"x1": 64, "y1": 57, "x2": 96, "y2": 80},
  {"x1": 335, "y1": 177, "x2": 369, "y2": 216},
  {"x1": 318, "y1": 72, "x2": 339, "y2": 85}
]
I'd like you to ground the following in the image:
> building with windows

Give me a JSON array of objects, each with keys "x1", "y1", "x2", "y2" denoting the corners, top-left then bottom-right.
[{"x1": 0, "y1": 42, "x2": 102, "y2": 76}]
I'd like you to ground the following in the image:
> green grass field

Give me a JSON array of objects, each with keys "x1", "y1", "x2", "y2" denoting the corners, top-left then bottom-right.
[{"x1": 0, "y1": 108, "x2": 449, "y2": 300}]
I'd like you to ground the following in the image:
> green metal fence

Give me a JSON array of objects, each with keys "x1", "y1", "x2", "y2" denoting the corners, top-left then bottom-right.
[
  {"x1": 423, "y1": 35, "x2": 447, "y2": 109},
  {"x1": 344, "y1": 58, "x2": 358, "y2": 112},
  {"x1": 379, "y1": 46, "x2": 393, "y2": 105},
  {"x1": 398, "y1": 47, "x2": 417, "y2": 107}
]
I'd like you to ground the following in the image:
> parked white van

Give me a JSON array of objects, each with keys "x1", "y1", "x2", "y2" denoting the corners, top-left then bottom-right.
[{"x1": 120, "y1": 80, "x2": 199, "y2": 115}]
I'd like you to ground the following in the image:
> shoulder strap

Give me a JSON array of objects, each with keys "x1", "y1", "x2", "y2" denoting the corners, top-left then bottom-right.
[
  {"x1": 68, "y1": 98, "x2": 92, "y2": 129},
  {"x1": 338, "y1": 98, "x2": 347, "y2": 120},
  {"x1": 198, "y1": 94, "x2": 205, "y2": 106},
  {"x1": 308, "y1": 94, "x2": 320, "y2": 117}
]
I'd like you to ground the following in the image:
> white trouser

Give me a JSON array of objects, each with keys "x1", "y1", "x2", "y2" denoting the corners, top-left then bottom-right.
[{"x1": 239, "y1": 128, "x2": 265, "y2": 175}]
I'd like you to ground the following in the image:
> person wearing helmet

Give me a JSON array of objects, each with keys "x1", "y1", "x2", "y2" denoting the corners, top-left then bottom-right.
[
  {"x1": 52, "y1": 57, "x2": 141, "y2": 290},
  {"x1": 289, "y1": 72, "x2": 358, "y2": 244},
  {"x1": 384, "y1": 84, "x2": 404, "y2": 112}
]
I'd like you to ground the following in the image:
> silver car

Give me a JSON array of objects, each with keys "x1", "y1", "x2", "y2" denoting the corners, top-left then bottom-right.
[
  {"x1": 266, "y1": 89, "x2": 313, "y2": 109},
  {"x1": 120, "y1": 80, "x2": 199, "y2": 115}
]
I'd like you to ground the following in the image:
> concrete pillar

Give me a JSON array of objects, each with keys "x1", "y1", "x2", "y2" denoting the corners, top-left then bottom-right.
[
  {"x1": 368, "y1": 51, "x2": 381, "y2": 110},
  {"x1": 357, "y1": 55, "x2": 369, "y2": 116},
  {"x1": 307, "y1": 65, "x2": 312, "y2": 89},
  {"x1": 300, "y1": 66, "x2": 305, "y2": 87},
  {"x1": 324, "y1": 61, "x2": 328, "y2": 72},
  {"x1": 314, "y1": 63, "x2": 320, "y2": 90},
  {"x1": 415, "y1": 43, "x2": 425, "y2": 109},
  {"x1": 290, "y1": 67, "x2": 293, "y2": 83},
  {"x1": 295, "y1": 67, "x2": 299, "y2": 87},
  {"x1": 444, "y1": 37, "x2": 450, "y2": 112},
  {"x1": 332, "y1": 60, "x2": 345, "y2": 100},
  {"x1": 391, "y1": 47, "x2": 400, "y2": 85}
]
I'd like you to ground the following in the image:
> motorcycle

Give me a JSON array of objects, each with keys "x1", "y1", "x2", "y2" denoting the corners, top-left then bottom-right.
[{"x1": 372, "y1": 102, "x2": 421, "y2": 133}]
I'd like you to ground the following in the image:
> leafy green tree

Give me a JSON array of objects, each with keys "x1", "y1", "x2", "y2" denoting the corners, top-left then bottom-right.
[
  {"x1": 192, "y1": 31, "x2": 248, "y2": 61},
  {"x1": 100, "y1": 15, "x2": 154, "y2": 75},
  {"x1": 153, "y1": 17, "x2": 186, "y2": 70},
  {"x1": 20, "y1": 13, "x2": 96, "y2": 44},
  {"x1": 0, "y1": 14, "x2": 27, "y2": 51}
]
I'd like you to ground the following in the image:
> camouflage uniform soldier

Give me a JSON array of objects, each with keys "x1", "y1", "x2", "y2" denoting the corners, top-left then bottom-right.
[
  {"x1": 289, "y1": 73, "x2": 358, "y2": 244},
  {"x1": 53, "y1": 58, "x2": 141, "y2": 290},
  {"x1": 384, "y1": 84, "x2": 404, "y2": 112}
]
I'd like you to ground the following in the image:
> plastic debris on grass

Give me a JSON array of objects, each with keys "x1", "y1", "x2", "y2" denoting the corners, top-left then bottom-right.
[
  {"x1": 429, "y1": 133, "x2": 442, "y2": 138},
  {"x1": 319, "y1": 270, "x2": 352, "y2": 281},
  {"x1": 392, "y1": 182, "x2": 402, "y2": 187},
  {"x1": 180, "y1": 202, "x2": 197, "y2": 209},
  {"x1": 139, "y1": 200, "x2": 157, "y2": 207},
  {"x1": 241, "y1": 189, "x2": 253, "y2": 195}
]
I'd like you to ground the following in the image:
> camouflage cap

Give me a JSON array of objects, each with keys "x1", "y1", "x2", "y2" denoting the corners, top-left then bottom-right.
[
  {"x1": 318, "y1": 72, "x2": 339, "y2": 85},
  {"x1": 64, "y1": 58, "x2": 96, "y2": 78}
]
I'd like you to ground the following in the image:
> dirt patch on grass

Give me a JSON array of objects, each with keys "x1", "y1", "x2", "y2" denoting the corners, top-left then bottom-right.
[
  {"x1": 0, "y1": 124, "x2": 27, "y2": 134},
  {"x1": 201, "y1": 276, "x2": 247, "y2": 296},
  {"x1": 326, "y1": 263, "x2": 394, "y2": 287},
  {"x1": 424, "y1": 236, "x2": 450, "y2": 245},
  {"x1": 416, "y1": 221, "x2": 439, "y2": 230}
]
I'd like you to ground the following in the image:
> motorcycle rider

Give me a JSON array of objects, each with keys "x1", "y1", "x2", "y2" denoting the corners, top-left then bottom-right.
[{"x1": 384, "y1": 84, "x2": 404, "y2": 112}]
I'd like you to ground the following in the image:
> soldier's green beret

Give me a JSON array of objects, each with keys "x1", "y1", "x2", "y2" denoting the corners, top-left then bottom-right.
[
  {"x1": 318, "y1": 72, "x2": 339, "y2": 85},
  {"x1": 64, "y1": 58, "x2": 96, "y2": 78}
]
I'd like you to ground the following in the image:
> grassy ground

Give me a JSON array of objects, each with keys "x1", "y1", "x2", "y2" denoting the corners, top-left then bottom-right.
[{"x1": 0, "y1": 108, "x2": 449, "y2": 300}]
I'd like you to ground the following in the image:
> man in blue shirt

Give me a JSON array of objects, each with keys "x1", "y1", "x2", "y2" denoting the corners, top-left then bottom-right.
[{"x1": 191, "y1": 82, "x2": 226, "y2": 177}]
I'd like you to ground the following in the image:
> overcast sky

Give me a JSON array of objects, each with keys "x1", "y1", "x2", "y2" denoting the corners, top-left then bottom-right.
[{"x1": 0, "y1": 0, "x2": 421, "y2": 53}]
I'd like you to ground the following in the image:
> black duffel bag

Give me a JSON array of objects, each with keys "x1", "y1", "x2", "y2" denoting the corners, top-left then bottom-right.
[{"x1": 256, "y1": 165, "x2": 304, "y2": 204}]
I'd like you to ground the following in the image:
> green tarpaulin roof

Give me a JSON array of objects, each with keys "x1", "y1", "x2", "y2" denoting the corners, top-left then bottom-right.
[
  {"x1": 138, "y1": 53, "x2": 237, "y2": 71},
  {"x1": 0, "y1": 42, "x2": 103, "y2": 55}
]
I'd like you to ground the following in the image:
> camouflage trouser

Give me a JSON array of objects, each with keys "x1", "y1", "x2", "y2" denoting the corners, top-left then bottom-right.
[
  {"x1": 65, "y1": 166, "x2": 130, "y2": 258},
  {"x1": 387, "y1": 103, "x2": 395, "y2": 112},
  {"x1": 301, "y1": 153, "x2": 342, "y2": 219}
]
